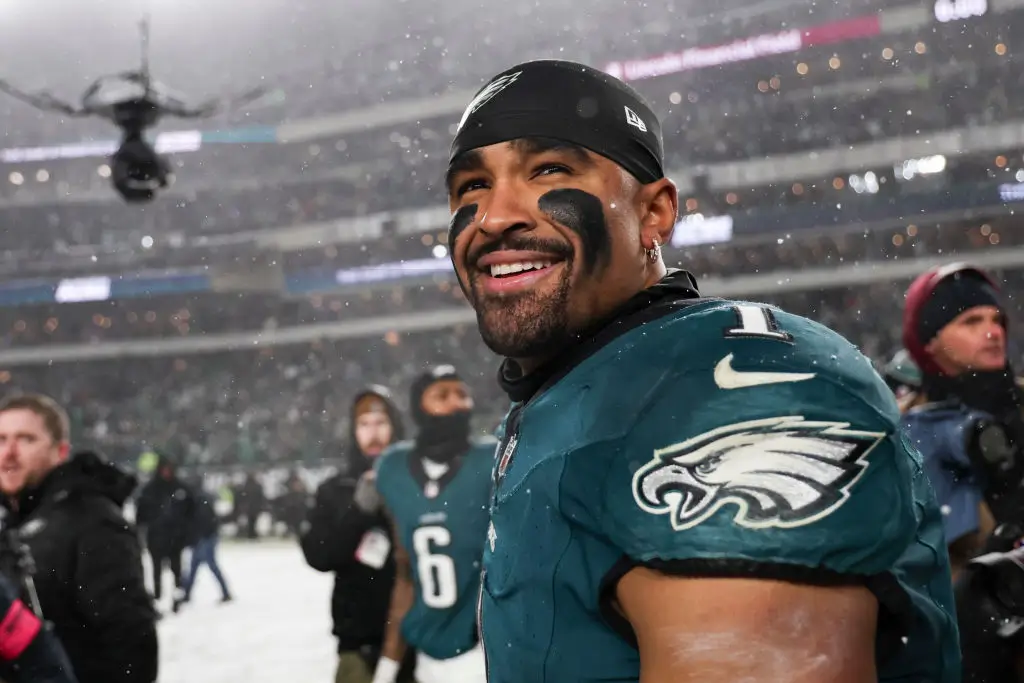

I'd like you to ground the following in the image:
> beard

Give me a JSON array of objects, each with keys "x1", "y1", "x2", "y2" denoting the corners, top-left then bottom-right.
[
  {"x1": 360, "y1": 441, "x2": 385, "y2": 457},
  {"x1": 470, "y1": 265, "x2": 573, "y2": 359}
]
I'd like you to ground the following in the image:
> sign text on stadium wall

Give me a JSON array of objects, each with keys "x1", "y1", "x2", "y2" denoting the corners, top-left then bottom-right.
[{"x1": 605, "y1": 30, "x2": 803, "y2": 82}]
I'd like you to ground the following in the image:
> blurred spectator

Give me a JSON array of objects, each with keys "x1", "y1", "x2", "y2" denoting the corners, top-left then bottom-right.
[
  {"x1": 135, "y1": 456, "x2": 193, "y2": 607},
  {"x1": 0, "y1": 394, "x2": 157, "y2": 683},
  {"x1": 274, "y1": 471, "x2": 310, "y2": 538},
  {"x1": 174, "y1": 483, "x2": 231, "y2": 612},
  {"x1": 234, "y1": 473, "x2": 266, "y2": 540},
  {"x1": 300, "y1": 385, "x2": 415, "y2": 683}
]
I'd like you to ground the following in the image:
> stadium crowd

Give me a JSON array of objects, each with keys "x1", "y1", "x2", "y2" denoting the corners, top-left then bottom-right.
[
  {"x1": 0, "y1": 214, "x2": 1010, "y2": 349},
  {"x1": 4, "y1": 48, "x2": 1021, "y2": 257},
  {"x1": 0, "y1": 260, "x2": 1019, "y2": 469},
  {"x1": 0, "y1": 3, "x2": 1021, "y2": 266}
]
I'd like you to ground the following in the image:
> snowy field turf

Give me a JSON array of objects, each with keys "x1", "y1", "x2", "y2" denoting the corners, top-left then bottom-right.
[{"x1": 151, "y1": 540, "x2": 337, "y2": 683}]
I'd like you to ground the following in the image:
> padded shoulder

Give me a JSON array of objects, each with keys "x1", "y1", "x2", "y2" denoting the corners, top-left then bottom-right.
[{"x1": 584, "y1": 300, "x2": 918, "y2": 574}]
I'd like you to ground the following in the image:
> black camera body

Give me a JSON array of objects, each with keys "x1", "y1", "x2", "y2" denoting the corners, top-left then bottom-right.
[
  {"x1": 111, "y1": 133, "x2": 172, "y2": 203},
  {"x1": 968, "y1": 543, "x2": 1024, "y2": 618},
  {"x1": 957, "y1": 535, "x2": 1024, "y2": 681},
  {"x1": 957, "y1": 413, "x2": 1024, "y2": 643},
  {"x1": 108, "y1": 99, "x2": 173, "y2": 203}
]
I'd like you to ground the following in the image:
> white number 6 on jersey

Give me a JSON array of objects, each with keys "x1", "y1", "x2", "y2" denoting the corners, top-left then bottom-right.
[{"x1": 412, "y1": 525, "x2": 458, "y2": 609}]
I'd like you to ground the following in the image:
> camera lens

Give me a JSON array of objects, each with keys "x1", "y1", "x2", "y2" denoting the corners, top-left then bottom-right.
[{"x1": 111, "y1": 137, "x2": 170, "y2": 202}]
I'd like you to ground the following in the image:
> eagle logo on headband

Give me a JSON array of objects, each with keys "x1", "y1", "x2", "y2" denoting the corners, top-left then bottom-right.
[{"x1": 458, "y1": 71, "x2": 522, "y2": 132}]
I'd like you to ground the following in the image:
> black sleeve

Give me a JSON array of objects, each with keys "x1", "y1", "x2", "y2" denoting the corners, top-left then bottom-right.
[
  {"x1": 8, "y1": 627, "x2": 79, "y2": 683},
  {"x1": 180, "y1": 485, "x2": 200, "y2": 543},
  {"x1": 133, "y1": 485, "x2": 156, "y2": 528},
  {"x1": 299, "y1": 478, "x2": 375, "y2": 573},
  {"x1": 73, "y1": 515, "x2": 158, "y2": 683},
  {"x1": 0, "y1": 573, "x2": 76, "y2": 683}
]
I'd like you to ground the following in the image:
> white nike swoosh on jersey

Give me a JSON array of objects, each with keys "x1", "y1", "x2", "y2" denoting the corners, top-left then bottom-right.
[{"x1": 714, "y1": 353, "x2": 817, "y2": 390}]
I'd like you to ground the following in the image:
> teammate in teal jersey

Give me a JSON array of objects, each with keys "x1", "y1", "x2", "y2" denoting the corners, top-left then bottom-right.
[
  {"x1": 445, "y1": 59, "x2": 961, "y2": 682},
  {"x1": 370, "y1": 366, "x2": 494, "y2": 683}
]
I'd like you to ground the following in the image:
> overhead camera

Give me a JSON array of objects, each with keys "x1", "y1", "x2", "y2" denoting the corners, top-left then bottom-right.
[
  {"x1": 111, "y1": 133, "x2": 173, "y2": 203},
  {"x1": 0, "y1": 19, "x2": 264, "y2": 204}
]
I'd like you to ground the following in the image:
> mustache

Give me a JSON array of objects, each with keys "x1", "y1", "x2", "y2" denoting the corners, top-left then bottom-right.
[{"x1": 467, "y1": 236, "x2": 574, "y2": 268}]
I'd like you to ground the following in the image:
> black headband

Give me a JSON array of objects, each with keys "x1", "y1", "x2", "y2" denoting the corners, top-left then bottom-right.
[{"x1": 450, "y1": 60, "x2": 665, "y2": 184}]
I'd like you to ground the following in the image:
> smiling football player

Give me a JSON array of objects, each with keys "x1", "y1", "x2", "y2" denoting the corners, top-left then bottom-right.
[{"x1": 446, "y1": 59, "x2": 961, "y2": 683}]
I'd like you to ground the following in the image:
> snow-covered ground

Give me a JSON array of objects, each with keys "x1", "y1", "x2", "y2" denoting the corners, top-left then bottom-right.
[{"x1": 152, "y1": 539, "x2": 337, "y2": 683}]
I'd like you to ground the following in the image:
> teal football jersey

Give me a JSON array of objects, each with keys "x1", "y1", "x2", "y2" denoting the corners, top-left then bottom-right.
[
  {"x1": 376, "y1": 438, "x2": 495, "y2": 660},
  {"x1": 480, "y1": 298, "x2": 960, "y2": 683}
]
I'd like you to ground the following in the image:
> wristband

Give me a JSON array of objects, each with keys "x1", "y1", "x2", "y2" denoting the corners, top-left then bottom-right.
[
  {"x1": 371, "y1": 656, "x2": 400, "y2": 683},
  {"x1": 0, "y1": 599, "x2": 41, "y2": 661}
]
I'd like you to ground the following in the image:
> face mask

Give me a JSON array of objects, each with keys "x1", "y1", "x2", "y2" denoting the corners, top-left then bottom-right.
[{"x1": 414, "y1": 411, "x2": 472, "y2": 463}]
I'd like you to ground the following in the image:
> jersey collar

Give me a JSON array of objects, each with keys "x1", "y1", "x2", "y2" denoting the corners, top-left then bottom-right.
[{"x1": 497, "y1": 269, "x2": 703, "y2": 404}]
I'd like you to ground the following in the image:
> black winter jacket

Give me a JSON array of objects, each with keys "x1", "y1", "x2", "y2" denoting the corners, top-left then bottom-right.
[
  {"x1": 4, "y1": 452, "x2": 158, "y2": 683},
  {"x1": 300, "y1": 473, "x2": 396, "y2": 651},
  {"x1": 299, "y1": 385, "x2": 404, "y2": 653},
  {"x1": 135, "y1": 474, "x2": 194, "y2": 554},
  {"x1": 188, "y1": 488, "x2": 220, "y2": 544}
]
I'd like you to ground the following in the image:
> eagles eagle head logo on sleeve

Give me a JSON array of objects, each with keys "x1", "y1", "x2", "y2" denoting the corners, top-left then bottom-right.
[{"x1": 631, "y1": 416, "x2": 886, "y2": 531}]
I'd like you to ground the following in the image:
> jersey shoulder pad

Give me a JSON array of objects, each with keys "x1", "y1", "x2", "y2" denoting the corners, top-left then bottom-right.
[
  {"x1": 660, "y1": 300, "x2": 896, "y2": 421},
  {"x1": 374, "y1": 440, "x2": 414, "y2": 476},
  {"x1": 597, "y1": 300, "x2": 918, "y2": 575},
  {"x1": 557, "y1": 299, "x2": 894, "y2": 446}
]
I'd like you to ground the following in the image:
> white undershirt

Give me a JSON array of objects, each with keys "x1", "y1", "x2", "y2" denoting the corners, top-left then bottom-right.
[{"x1": 422, "y1": 458, "x2": 449, "y2": 481}]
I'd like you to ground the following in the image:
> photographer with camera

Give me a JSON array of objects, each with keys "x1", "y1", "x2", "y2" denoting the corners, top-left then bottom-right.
[
  {"x1": 901, "y1": 263, "x2": 1024, "y2": 682},
  {"x1": 0, "y1": 394, "x2": 157, "y2": 683}
]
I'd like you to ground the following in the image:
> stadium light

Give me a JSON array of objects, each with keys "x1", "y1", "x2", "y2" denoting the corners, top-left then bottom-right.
[
  {"x1": 849, "y1": 171, "x2": 880, "y2": 195},
  {"x1": 934, "y1": 0, "x2": 987, "y2": 23},
  {"x1": 895, "y1": 155, "x2": 946, "y2": 181}
]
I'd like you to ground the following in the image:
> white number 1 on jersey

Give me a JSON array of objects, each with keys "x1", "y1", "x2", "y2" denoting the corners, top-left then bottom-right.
[{"x1": 724, "y1": 304, "x2": 793, "y2": 342}]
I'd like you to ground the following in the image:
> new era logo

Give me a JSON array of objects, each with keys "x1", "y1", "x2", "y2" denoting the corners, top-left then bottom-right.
[{"x1": 624, "y1": 106, "x2": 647, "y2": 132}]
